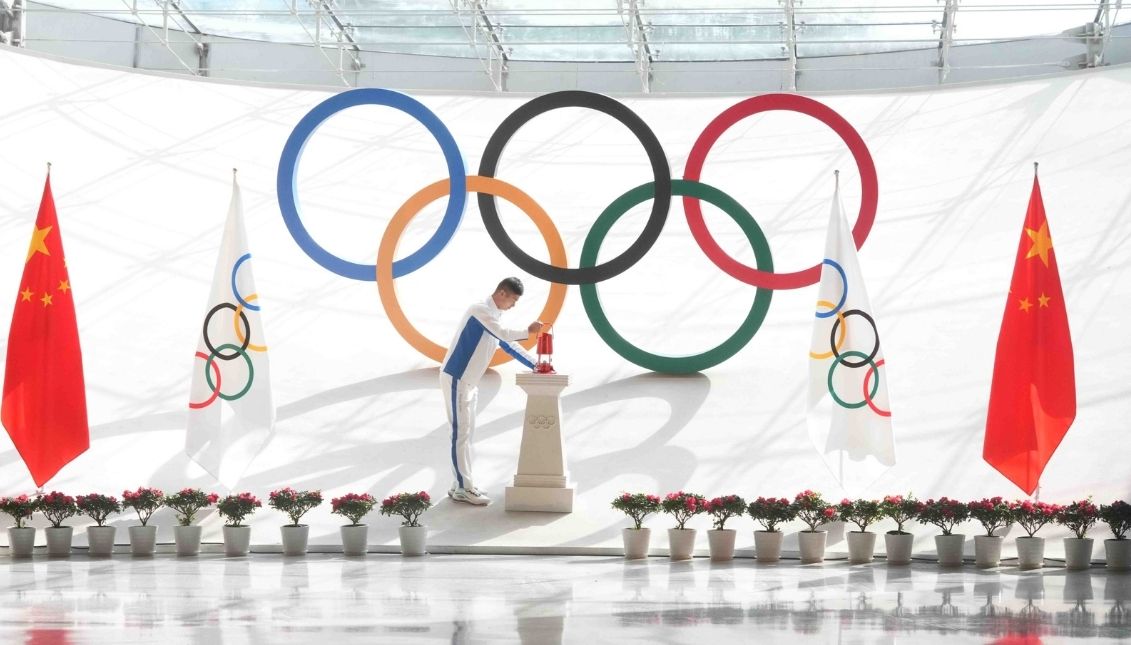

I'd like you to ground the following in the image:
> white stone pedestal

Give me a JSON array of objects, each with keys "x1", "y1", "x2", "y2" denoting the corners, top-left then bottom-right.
[{"x1": 505, "y1": 373, "x2": 574, "y2": 513}]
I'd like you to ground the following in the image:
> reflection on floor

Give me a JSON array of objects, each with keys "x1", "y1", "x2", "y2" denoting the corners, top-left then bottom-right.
[{"x1": 2, "y1": 554, "x2": 1131, "y2": 644}]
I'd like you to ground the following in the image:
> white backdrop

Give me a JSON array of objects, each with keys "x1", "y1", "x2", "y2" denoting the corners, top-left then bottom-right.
[{"x1": 2, "y1": 48, "x2": 1130, "y2": 552}]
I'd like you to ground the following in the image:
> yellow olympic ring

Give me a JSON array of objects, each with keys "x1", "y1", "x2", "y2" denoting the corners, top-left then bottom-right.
[
  {"x1": 808, "y1": 299, "x2": 846, "y2": 360},
  {"x1": 377, "y1": 175, "x2": 568, "y2": 366},
  {"x1": 234, "y1": 293, "x2": 268, "y2": 352}
]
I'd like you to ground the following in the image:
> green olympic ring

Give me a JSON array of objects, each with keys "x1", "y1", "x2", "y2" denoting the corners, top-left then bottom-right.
[
  {"x1": 204, "y1": 343, "x2": 255, "y2": 401},
  {"x1": 827, "y1": 349, "x2": 880, "y2": 409},
  {"x1": 579, "y1": 179, "x2": 773, "y2": 374}
]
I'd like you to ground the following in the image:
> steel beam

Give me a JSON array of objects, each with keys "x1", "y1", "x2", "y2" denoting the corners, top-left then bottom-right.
[
  {"x1": 780, "y1": 0, "x2": 799, "y2": 91},
  {"x1": 936, "y1": 0, "x2": 959, "y2": 83},
  {"x1": 617, "y1": 0, "x2": 655, "y2": 93},
  {"x1": 450, "y1": 0, "x2": 509, "y2": 92}
]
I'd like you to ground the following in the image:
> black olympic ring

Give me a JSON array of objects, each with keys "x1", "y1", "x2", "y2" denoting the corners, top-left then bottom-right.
[
  {"x1": 476, "y1": 90, "x2": 672, "y2": 286},
  {"x1": 203, "y1": 303, "x2": 251, "y2": 361},
  {"x1": 829, "y1": 309, "x2": 880, "y2": 368}
]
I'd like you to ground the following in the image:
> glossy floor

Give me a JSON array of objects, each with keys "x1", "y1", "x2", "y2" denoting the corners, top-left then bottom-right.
[{"x1": 2, "y1": 554, "x2": 1131, "y2": 644}]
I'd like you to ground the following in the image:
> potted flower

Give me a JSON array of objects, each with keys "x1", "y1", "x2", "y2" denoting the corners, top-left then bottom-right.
[
  {"x1": 1058, "y1": 499, "x2": 1099, "y2": 570},
  {"x1": 704, "y1": 495, "x2": 746, "y2": 561},
  {"x1": 164, "y1": 487, "x2": 219, "y2": 556},
  {"x1": 217, "y1": 492, "x2": 261, "y2": 556},
  {"x1": 1008, "y1": 499, "x2": 1061, "y2": 570},
  {"x1": 37, "y1": 491, "x2": 78, "y2": 557},
  {"x1": 838, "y1": 498, "x2": 882, "y2": 564},
  {"x1": 747, "y1": 496, "x2": 796, "y2": 563},
  {"x1": 967, "y1": 496, "x2": 1011, "y2": 568},
  {"x1": 121, "y1": 487, "x2": 163, "y2": 556},
  {"x1": 793, "y1": 490, "x2": 837, "y2": 564},
  {"x1": 75, "y1": 493, "x2": 121, "y2": 557},
  {"x1": 332, "y1": 492, "x2": 377, "y2": 556},
  {"x1": 661, "y1": 491, "x2": 706, "y2": 561},
  {"x1": 879, "y1": 494, "x2": 923, "y2": 566},
  {"x1": 0, "y1": 494, "x2": 37, "y2": 557},
  {"x1": 379, "y1": 491, "x2": 432, "y2": 556},
  {"x1": 268, "y1": 487, "x2": 323, "y2": 556},
  {"x1": 1099, "y1": 500, "x2": 1131, "y2": 570},
  {"x1": 917, "y1": 497, "x2": 968, "y2": 566},
  {"x1": 611, "y1": 493, "x2": 661, "y2": 560}
]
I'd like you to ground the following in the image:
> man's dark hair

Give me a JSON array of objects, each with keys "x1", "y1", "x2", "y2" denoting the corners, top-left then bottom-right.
[{"x1": 496, "y1": 277, "x2": 524, "y2": 296}]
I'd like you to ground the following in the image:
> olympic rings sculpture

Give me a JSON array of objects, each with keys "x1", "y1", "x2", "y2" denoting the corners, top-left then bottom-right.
[{"x1": 278, "y1": 89, "x2": 879, "y2": 374}]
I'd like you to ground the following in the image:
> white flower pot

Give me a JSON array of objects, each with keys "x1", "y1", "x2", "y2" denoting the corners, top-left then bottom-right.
[
  {"x1": 281, "y1": 525, "x2": 309, "y2": 556},
  {"x1": 1064, "y1": 537, "x2": 1094, "y2": 570},
  {"x1": 87, "y1": 526, "x2": 116, "y2": 557},
  {"x1": 847, "y1": 531, "x2": 876, "y2": 564},
  {"x1": 399, "y1": 525, "x2": 427, "y2": 556},
  {"x1": 667, "y1": 528, "x2": 696, "y2": 561},
  {"x1": 707, "y1": 529, "x2": 736, "y2": 561},
  {"x1": 1016, "y1": 536, "x2": 1045, "y2": 570},
  {"x1": 1105, "y1": 539, "x2": 1131, "y2": 571},
  {"x1": 975, "y1": 535, "x2": 1003, "y2": 569},
  {"x1": 128, "y1": 525, "x2": 157, "y2": 556},
  {"x1": 174, "y1": 525, "x2": 202, "y2": 556},
  {"x1": 798, "y1": 531, "x2": 827, "y2": 564},
  {"x1": 934, "y1": 534, "x2": 965, "y2": 567},
  {"x1": 223, "y1": 525, "x2": 251, "y2": 557},
  {"x1": 45, "y1": 526, "x2": 73, "y2": 557},
  {"x1": 754, "y1": 531, "x2": 783, "y2": 563},
  {"x1": 341, "y1": 524, "x2": 369, "y2": 556},
  {"x1": 7, "y1": 527, "x2": 35, "y2": 558},
  {"x1": 884, "y1": 532, "x2": 913, "y2": 565},
  {"x1": 622, "y1": 528, "x2": 651, "y2": 560}
]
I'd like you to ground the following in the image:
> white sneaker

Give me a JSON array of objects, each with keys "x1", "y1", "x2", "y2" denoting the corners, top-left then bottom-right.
[{"x1": 450, "y1": 487, "x2": 491, "y2": 506}]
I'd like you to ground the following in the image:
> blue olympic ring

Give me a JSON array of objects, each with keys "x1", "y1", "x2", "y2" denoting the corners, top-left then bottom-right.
[
  {"x1": 277, "y1": 88, "x2": 467, "y2": 282},
  {"x1": 231, "y1": 253, "x2": 259, "y2": 312},
  {"x1": 814, "y1": 258, "x2": 848, "y2": 319}
]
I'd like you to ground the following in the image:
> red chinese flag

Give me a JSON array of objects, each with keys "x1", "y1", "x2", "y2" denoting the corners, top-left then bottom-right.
[
  {"x1": 983, "y1": 175, "x2": 1076, "y2": 495},
  {"x1": 2, "y1": 174, "x2": 89, "y2": 486}
]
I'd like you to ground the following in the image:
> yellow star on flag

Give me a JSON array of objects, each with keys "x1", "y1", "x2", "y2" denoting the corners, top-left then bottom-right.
[
  {"x1": 1019, "y1": 297, "x2": 1033, "y2": 312},
  {"x1": 21, "y1": 287, "x2": 34, "y2": 302},
  {"x1": 57, "y1": 280, "x2": 70, "y2": 293},
  {"x1": 1025, "y1": 222, "x2": 1053, "y2": 268},
  {"x1": 1038, "y1": 293, "x2": 1051, "y2": 308},
  {"x1": 25, "y1": 225, "x2": 52, "y2": 263},
  {"x1": 41, "y1": 293, "x2": 53, "y2": 307}
]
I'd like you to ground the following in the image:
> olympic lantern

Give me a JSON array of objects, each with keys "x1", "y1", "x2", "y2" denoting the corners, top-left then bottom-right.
[{"x1": 534, "y1": 325, "x2": 556, "y2": 374}]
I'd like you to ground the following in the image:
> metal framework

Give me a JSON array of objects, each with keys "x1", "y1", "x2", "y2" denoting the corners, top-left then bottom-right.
[
  {"x1": 118, "y1": 1, "x2": 206, "y2": 75},
  {"x1": 450, "y1": 0, "x2": 509, "y2": 92},
  {"x1": 936, "y1": 0, "x2": 959, "y2": 82},
  {"x1": 286, "y1": 0, "x2": 365, "y2": 87},
  {"x1": 0, "y1": 0, "x2": 23, "y2": 47},
  {"x1": 617, "y1": 0, "x2": 655, "y2": 93},
  {"x1": 1089, "y1": 0, "x2": 1123, "y2": 66},
  {"x1": 780, "y1": 0, "x2": 800, "y2": 91}
]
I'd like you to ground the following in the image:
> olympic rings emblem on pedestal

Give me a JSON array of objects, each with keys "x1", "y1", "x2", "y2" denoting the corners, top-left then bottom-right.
[{"x1": 278, "y1": 88, "x2": 879, "y2": 373}]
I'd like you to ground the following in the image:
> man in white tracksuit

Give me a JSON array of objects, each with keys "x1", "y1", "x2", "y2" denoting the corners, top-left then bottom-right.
[{"x1": 440, "y1": 277, "x2": 542, "y2": 506}]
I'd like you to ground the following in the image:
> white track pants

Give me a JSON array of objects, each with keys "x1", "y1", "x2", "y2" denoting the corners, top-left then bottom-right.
[{"x1": 440, "y1": 373, "x2": 478, "y2": 491}]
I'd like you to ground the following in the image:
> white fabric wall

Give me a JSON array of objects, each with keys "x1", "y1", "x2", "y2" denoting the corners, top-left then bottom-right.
[{"x1": 1, "y1": 47, "x2": 1129, "y2": 551}]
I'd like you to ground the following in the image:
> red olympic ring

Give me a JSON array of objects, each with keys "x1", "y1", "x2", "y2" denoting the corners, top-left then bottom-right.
[
  {"x1": 863, "y1": 358, "x2": 891, "y2": 417},
  {"x1": 189, "y1": 351, "x2": 222, "y2": 409},
  {"x1": 682, "y1": 93, "x2": 879, "y2": 290}
]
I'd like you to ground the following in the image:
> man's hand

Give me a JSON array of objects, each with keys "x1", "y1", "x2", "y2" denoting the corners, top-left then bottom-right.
[{"x1": 528, "y1": 321, "x2": 544, "y2": 335}]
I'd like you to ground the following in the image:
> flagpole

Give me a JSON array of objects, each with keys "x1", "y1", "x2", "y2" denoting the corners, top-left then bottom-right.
[
  {"x1": 1033, "y1": 161, "x2": 1038, "y2": 177},
  {"x1": 832, "y1": 169, "x2": 841, "y2": 486},
  {"x1": 46, "y1": 161, "x2": 51, "y2": 176}
]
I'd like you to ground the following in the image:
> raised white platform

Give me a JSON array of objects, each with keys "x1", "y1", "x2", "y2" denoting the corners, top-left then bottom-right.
[{"x1": 506, "y1": 373, "x2": 574, "y2": 513}]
